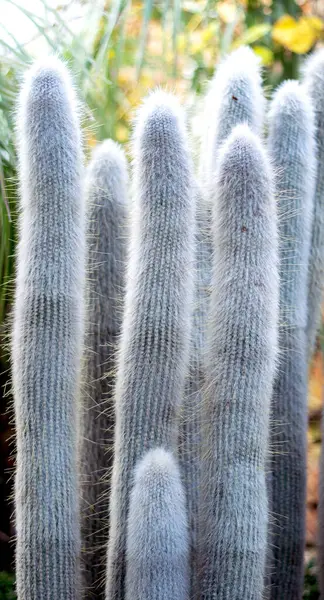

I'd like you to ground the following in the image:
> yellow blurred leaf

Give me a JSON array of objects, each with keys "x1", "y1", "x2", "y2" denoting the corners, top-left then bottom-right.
[
  {"x1": 272, "y1": 14, "x2": 323, "y2": 54},
  {"x1": 177, "y1": 33, "x2": 186, "y2": 52},
  {"x1": 232, "y1": 23, "x2": 271, "y2": 49},
  {"x1": 201, "y1": 22, "x2": 218, "y2": 43},
  {"x1": 191, "y1": 39, "x2": 204, "y2": 55},
  {"x1": 187, "y1": 13, "x2": 203, "y2": 33},
  {"x1": 307, "y1": 16, "x2": 323, "y2": 32},
  {"x1": 115, "y1": 124, "x2": 129, "y2": 143},
  {"x1": 253, "y1": 45, "x2": 274, "y2": 65}
]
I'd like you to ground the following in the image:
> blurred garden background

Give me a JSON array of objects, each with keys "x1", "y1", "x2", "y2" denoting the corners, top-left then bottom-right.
[{"x1": 0, "y1": 0, "x2": 323, "y2": 597}]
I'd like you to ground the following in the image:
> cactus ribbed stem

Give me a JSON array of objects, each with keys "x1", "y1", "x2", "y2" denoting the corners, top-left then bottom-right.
[
  {"x1": 105, "y1": 91, "x2": 195, "y2": 600},
  {"x1": 303, "y1": 50, "x2": 324, "y2": 360},
  {"x1": 200, "y1": 46, "x2": 264, "y2": 185},
  {"x1": 199, "y1": 124, "x2": 279, "y2": 600},
  {"x1": 179, "y1": 190, "x2": 211, "y2": 592},
  {"x1": 80, "y1": 141, "x2": 127, "y2": 599},
  {"x1": 303, "y1": 49, "x2": 324, "y2": 598},
  {"x1": 12, "y1": 57, "x2": 85, "y2": 600},
  {"x1": 126, "y1": 449, "x2": 189, "y2": 600},
  {"x1": 267, "y1": 80, "x2": 315, "y2": 600}
]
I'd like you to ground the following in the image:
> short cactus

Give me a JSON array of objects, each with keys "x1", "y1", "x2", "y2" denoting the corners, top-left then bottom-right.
[
  {"x1": 105, "y1": 91, "x2": 195, "y2": 600},
  {"x1": 199, "y1": 124, "x2": 279, "y2": 600},
  {"x1": 267, "y1": 80, "x2": 315, "y2": 600},
  {"x1": 126, "y1": 448, "x2": 189, "y2": 600},
  {"x1": 12, "y1": 57, "x2": 85, "y2": 600},
  {"x1": 80, "y1": 140, "x2": 128, "y2": 599}
]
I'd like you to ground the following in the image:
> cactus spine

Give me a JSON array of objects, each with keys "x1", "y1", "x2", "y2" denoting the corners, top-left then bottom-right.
[
  {"x1": 199, "y1": 124, "x2": 279, "y2": 600},
  {"x1": 126, "y1": 449, "x2": 189, "y2": 600},
  {"x1": 105, "y1": 91, "x2": 195, "y2": 600},
  {"x1": 80, "y1": 141, "x2": 127, "y2": 599},
  {"x1": 267, "y1": 80, "x2": 315, "y2": 600},
  {"x1": 12, "y1": 58, "x2": 84, "y2": 600}
]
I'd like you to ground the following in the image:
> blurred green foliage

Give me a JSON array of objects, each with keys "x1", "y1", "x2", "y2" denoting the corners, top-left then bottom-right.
[
  {"x1": 0, "y1": 572, "x2": 16, "y2": 600},
  {"x1": 304, "y1": 559, "x2": 319, "y2": 599}
]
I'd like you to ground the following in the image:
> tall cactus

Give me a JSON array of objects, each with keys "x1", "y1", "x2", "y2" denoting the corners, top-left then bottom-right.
[
  {"x1": 198, "y1": 124, "x2": 279, "y2": 600},
  {"x1": 105, "y1": 91, "x2": 195, "y2": 600},
  {"x1": 180, "y1": 48, "x2": 264, "y2": 588},
  {"x1": 126, "y1": 448, "x2": 189, "y2": 600},
  {"x1": 303, "y1": 49, "x2": 324, "y2": 597},
  {"x1": 80, "y1": 141, "x2": 127, "y2": 599},
  {"x1": 267, "y1": 81, "x2": 315, "y2": 600},
  {"x1": 303, "y1": 49, "x2": 324, "y2": 359},
  {"x1": 179, "y1": 192, "x2": 211, "y2": 590},
  {"x1": 200, "y1": 46, "x2": 264, "y2": 184},
  {"x1": 12, "y1": 57, "x2": 84, "y2": 600}
]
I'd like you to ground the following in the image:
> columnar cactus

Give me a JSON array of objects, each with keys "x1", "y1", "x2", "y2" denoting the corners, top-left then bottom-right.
[
  {"x1": 179, "y1": 193, "x2": 211, "y2": 591},
  {"x1": 12, "y1": 58, "x2": 85, "y2": 600},
  {"x1": 267, "y1": 81, "x2": 315, "y2": 600},
  {"x1": 199, "y1": 124, "x2": 279, "y2": 600},
  {"x1": 12, "y1": 47, "x2": 324, "y2": 600},
  {"x1": 105, "y1": 91, "x2": 195, "y2": 600},
  {"x1": 80, "y1": 141, "x2": 127, "y2": 599},
  {"x1": 303, "y1": 49, "x2": 324, "y2": 597},
  {"x1": 303, "y1": 50, "x2": 324, "y2": 360},
  {"x1": 180, "y1": 48, "x2": 264, "y2": 590},
  {"x1": 200, "y1": 46, "x2": 264, "y2": 183},
  {"x1": 126, "y1": 448, "x2": 189, "y2": 600}
]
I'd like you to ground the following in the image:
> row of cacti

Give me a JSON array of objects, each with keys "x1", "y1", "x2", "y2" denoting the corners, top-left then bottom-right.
[{"x1": 10, "y1": 45, "x2": 324, "y2": 600}]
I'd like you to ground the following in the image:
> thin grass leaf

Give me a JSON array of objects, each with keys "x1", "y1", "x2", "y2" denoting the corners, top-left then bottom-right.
[
  {"x1": 4, "y1": 0, "x2": 57, "y2": 50},
  {"x1": 0, "y1": 23, "x2": 30, "y2": 60},
  {"x1": 172, "y1": 0, "x2": 181, "y2": 76},
  {"x1": 95, "y1": 0, "x2": 124, "y2": 68},
  {"x1": 115, "y1": 0, "x2": 131, "y2": 76},
  {"x1": 136, "y1": 0, "x2": 154, "y2": 77},
  {"x1": 220, "y1": 11, "x2": 241, "y2": 55},
  {"x1": 0, "y1": 156, "x2": 11, "y2": 223}
]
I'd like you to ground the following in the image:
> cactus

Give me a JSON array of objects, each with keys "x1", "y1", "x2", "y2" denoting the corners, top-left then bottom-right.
[
  {"x1": 105, "y1": 91, "x2": 195, "y2": 600},
  {"x1": 200, "y1": 46, "x2": 264, "y2": 184},
  {"x1": 125, "y1": 448, "x2": 189, "y2": 600},
  {"x1": 303, "y1": 49, "x2": 324, "y2": 360},
  {"x1": 12, "y1": 57, "x2": 84, "y2": 600},
  {"x1": 198, "y1": 124, "x2": 279, "y2": 600},
  {"x1": 80, "y1": 141, "x2": 127, "y2": 599},
  {"x1": 303, "y1": 49, "x2": 324, "y2": 597},
  {"x1": 178, "y1": 192, "x2": 211, "y2": 591},
  {"x1": 180, "y1": 48, "x2": 264, "y2": 590},
  {"x1": 11, "y1": 48, "x2": 324, "y2": 600},
  {"x1": 267, "y1": 81, "x2": 315, "y2": 600}
]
